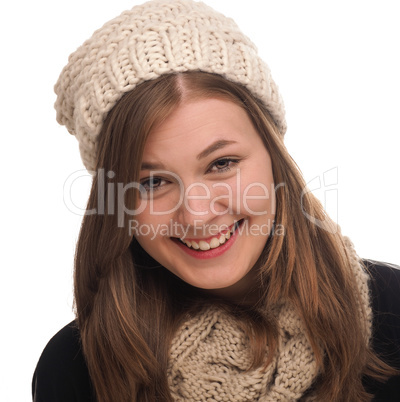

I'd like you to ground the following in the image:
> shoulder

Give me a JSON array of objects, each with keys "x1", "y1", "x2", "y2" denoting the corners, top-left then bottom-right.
[
  {"x1": 363, "y1": 259, "x2": 400, "y2": 400},
  {"x1": 365, "y1": 258, "x2": 400, "y2": 289},
  {"x1": 365, "y1": 258, "x2": 400, "y2": 327},
  {"x1": 364, "y1": 259, "x2": 400, "y2": 348},
  {"x1": 32, "y1": 321, "x2": 94, "y2": 402}
]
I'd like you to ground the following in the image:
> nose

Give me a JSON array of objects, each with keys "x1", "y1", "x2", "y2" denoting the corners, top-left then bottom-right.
[{"x1": 174, "y1": 182, "x2": 216, "y2": 227}]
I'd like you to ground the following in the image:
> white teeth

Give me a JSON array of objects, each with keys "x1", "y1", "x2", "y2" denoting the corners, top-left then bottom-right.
[
  {"x1": 210, "y1": 238, "x2": 220, "y2": 249},
  {"x1": 199, "y1": 240, "x2": 210, "y2": 251},
  {"x1": 179, "y1": 221, "x2": 241, "y2": 251}
]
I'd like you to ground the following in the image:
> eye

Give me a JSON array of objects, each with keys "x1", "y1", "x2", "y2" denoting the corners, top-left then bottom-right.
[
  {"x1": 207, "y1": 158, "x2": 240, "y2": 173},
  {"x1": 140, "y1": 176, "x2": 167, "y2": 192}
]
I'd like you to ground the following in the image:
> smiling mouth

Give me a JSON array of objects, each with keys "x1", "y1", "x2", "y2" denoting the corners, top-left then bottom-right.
[{"x1": 177, "y1": 220, "x2": 243, "y2": 251}]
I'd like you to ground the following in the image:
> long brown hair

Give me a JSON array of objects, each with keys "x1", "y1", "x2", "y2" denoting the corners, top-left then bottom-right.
[{"x1": 74, "y1": 71, "x2": 395, "y2": 401}]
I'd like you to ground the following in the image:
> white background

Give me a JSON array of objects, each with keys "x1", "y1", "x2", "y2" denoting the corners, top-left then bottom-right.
[{"x1": 1, "y1": 1, "x2": 399, "y2": 400}]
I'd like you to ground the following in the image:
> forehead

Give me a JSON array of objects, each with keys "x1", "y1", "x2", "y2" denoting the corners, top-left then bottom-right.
[
  {"x1": 144, "y1": 98, "x2": 255, "y2": 148},
  {"x1": 139, "y1": 97, "x2": 267, "y2": 173}
]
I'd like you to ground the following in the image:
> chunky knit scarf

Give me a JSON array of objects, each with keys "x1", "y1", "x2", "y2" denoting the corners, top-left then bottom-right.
[{"x1": 167, "y1": 238, "x2": 371, "y2": 401}]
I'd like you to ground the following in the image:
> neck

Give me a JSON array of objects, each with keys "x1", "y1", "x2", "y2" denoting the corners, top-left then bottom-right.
[{"x1": 203, "y1": 266, "x2": 261, "y2": 305}]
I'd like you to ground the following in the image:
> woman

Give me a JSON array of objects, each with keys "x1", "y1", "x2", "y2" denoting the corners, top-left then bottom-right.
[{"x1": 32, "y1": 0, "x2": 400, "y2": 401}]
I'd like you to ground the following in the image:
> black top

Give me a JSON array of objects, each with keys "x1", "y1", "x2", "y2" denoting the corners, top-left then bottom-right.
[{"x1": 32, "y1": 260, "x2": 400, "y2": 401}]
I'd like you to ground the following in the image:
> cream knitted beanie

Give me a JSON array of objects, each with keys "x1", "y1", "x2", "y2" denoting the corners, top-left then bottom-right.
[{"x1": 54, "y1": 0, "x2": 286, "y2": 171}]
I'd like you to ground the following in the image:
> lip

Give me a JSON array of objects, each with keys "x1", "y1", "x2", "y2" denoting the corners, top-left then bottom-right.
[
  {"x1": 180, "y1": 223, "x2": 235, "y2": 242},
  {"x1": 172, "y1": 220, "x2": 242, "y2": 260}
]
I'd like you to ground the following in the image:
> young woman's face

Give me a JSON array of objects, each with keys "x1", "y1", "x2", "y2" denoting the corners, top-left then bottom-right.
[{"x1": 134, "y1": 98, "x2": 275, "y2": 298}]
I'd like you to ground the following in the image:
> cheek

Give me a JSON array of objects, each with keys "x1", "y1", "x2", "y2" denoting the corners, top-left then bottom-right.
[
  {"x1": 128, "y1": 214, "x2": 153, "y2": 244},
  {"x1": 136, "y1": 191, "x2": 182, "y2": 216},
  {"x1": 129, "y1": 207, "x2": 168, "y2": 249},
  {"x1": 237, "y1": 169, "x2": 275, "y2": 216},
  {"x1": 241, "y1": 183, "x2": 275, "y2": 216},
  {"x1": 210, "y1": 171, "x2": 275, "y2": 217}
]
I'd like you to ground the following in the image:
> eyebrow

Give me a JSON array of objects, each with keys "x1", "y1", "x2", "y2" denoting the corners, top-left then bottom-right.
[
  {"x1": 197, "y1": 140, "x2": 237, "y2": 160},
  {"x1": 140, "y1": 139, "x2": 237, "y2": 170},
  {"x1": 141, "y1": 161, "x2": 166, "y2": 171}
]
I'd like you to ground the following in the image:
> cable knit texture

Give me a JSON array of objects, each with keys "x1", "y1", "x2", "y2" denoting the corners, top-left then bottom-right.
[
  {"x1": 167, "y1": 237, "x2": 372, "y2": 401},
  {"x1": 54, "y1": 0, "x2": 286, "y2": 172}
]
